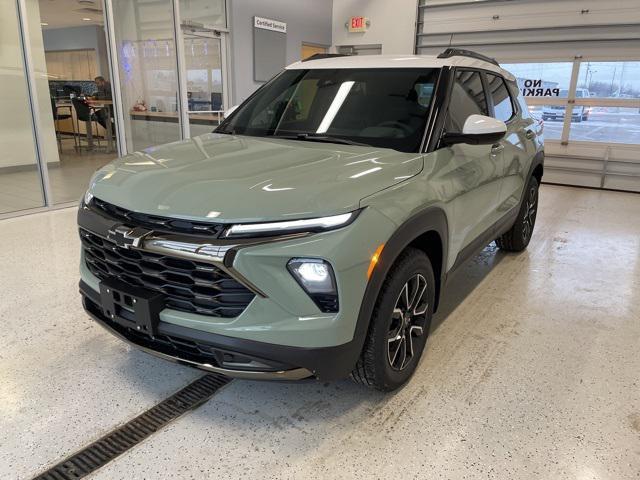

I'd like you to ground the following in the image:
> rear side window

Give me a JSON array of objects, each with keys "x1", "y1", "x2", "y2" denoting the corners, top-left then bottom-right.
[
  {"x1": 444, "y1": 70, "x2": 488, "y2": 132},
  {"x1": 486, "y1": 73, "x2": 515, "y2": 122}
]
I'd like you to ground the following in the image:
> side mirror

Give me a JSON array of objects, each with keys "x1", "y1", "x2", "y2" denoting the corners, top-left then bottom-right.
[
  {"x1": 224, "y1": 105, "x2": 239, "y2": 118},
  {"x1": 442, "y1": 114, "x2": 507, "y2": 146}
]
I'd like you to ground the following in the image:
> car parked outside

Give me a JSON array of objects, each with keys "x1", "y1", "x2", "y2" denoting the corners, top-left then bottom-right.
[{"x1": 542, "y1": 88, "x2": 591, "y2": 122}]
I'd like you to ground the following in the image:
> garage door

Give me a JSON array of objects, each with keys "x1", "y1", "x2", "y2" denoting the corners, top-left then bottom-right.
[{"x1": 415, "y1": 0, "x2": 640, "y2": 192}]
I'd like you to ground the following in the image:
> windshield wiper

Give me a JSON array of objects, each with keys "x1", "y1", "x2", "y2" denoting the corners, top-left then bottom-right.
[{"x1": 272, "y1": 133, "x2": 369, "y2": 147}]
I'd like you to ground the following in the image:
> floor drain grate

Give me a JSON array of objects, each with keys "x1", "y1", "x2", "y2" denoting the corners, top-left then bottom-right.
[{"x1": 33, "y1": 373, "x2": 230, "y2": 480}]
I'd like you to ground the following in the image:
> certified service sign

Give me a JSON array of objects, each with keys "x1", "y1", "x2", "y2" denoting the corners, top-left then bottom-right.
[{"x1": 254, "y1": 16, "x2": 287, "y2": 33}]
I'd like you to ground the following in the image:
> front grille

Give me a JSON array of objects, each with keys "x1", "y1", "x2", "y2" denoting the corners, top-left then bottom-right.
[
  {"x1": 91, "y1": 197, "x2": 225, "y2": 237},
  {"x1": 80, "y1": 228, "x2": 254, "y2": 318}
]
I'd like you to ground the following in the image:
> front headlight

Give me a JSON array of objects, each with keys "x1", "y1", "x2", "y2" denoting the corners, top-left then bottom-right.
[
  {"x1": 223, "y1": 210, "x2": 360, "y2": 238},
  {"x1": 287, "y1": 258, "x2": 338, "y2": 313},
  {"x1": 81, "y1": 189, "x2": 93, "y2": 207}
]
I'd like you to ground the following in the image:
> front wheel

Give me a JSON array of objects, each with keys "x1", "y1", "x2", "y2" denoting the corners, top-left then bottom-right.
[
  {"x1": 495, "y1": 176, "x2": 539, "y2": 252},
  {"x1": 351, "y1": 248, "x2": 435, "y2": 391}
]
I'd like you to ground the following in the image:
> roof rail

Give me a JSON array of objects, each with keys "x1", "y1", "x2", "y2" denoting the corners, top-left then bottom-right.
[
  {"x1": 301, "y1": 53, "x2": 350, "y2": 62},
  {"x1": 437, "y1": 48, "x2": 499, "y2": 66}
]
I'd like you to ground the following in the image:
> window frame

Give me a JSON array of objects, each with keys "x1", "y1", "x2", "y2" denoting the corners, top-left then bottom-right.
[
  {"x1": 433, "y1": 66, "x2": 493, "y2": 150},
  {"x1": 446, "y1": 67, "x2": 491, "y2": 130},
  {"x1": 484, "y1": 72, "x2": 517, "y2": 124}
]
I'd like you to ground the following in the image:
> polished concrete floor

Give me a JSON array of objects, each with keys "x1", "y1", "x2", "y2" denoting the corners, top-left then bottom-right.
[{"x1": 1, "y1": 184, "x2": 639, "y2": 479}]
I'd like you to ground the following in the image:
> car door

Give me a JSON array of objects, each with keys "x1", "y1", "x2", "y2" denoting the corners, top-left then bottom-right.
[
  {"x1": 485, "y1": 72, "x2": 535, "y2": 214},
  {"x1": 437, "y1": 69, "x2": 505, "y2": 262}
]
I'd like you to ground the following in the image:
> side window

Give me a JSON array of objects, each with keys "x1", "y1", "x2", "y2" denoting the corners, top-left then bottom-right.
[
  {"x1": 444, "y1": 70, "x2": 488, "y2": 132},
  {"x1": 486, "y1": 73, "x2": 515, "y2": 122}
]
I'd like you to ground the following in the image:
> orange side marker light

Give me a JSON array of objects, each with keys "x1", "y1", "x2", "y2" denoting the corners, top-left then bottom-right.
[{"x1": 367, "y1": 244, "x2": 385, "y2": 279}]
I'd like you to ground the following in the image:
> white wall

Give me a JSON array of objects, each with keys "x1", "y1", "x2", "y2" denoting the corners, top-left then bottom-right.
[
  {"x1": 228, "y1": 0, "x2": 333, "y2": 105},
  {"x1": 331, "y1": 0, "x2": 417, "y2": 54},
  {"x1": 43, "y1": 25, "x2": 110, "y2": 78}
]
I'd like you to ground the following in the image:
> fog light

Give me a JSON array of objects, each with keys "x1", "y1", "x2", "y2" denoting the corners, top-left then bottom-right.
[{"x1": 287, "y1": 258, "x2": 338, "y2": 312}]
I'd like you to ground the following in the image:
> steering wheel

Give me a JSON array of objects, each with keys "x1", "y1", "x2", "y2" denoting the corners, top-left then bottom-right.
[{"x1": 376, "y1": 121, "x2": 413, "y2": 136}]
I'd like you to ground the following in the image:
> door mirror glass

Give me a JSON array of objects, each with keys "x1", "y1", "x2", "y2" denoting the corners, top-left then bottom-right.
[
  {"x1": 224, "y1": 105, "x2": 239, "y2": 118},
  {"x1": 442, "y1": 114, "x2": 507, "y2": 146}
]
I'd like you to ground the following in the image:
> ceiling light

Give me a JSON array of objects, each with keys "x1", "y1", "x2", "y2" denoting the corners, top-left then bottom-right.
[{"x1": 82, "y1": 17, "x2": 92, "y2": 21}]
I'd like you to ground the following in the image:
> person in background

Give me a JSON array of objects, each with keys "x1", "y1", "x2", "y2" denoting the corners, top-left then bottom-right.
[{"x1": 91, "y1": 76, "x2": 112, "y2": 130}]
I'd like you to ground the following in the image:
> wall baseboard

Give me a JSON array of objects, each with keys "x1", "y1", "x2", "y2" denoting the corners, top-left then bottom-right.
[{"x1": 0, "y1": 161, "x2": 61, "y2": 175}]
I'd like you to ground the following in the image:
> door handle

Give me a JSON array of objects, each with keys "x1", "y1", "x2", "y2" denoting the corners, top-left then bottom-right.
[
  {"x1": 491, "y1": 143, "x2": 504, "y2": 154},
  {"x1": 525, "y1": 129, "x2": 535, "y2": 140}
]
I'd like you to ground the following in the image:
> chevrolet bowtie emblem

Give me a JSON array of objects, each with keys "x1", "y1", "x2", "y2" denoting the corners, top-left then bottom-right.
[{"x1": 107, "y1": 225, "x2": 152, "y2": 249}]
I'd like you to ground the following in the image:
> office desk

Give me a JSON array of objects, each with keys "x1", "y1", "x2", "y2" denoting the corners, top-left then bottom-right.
[{"x1": 87, "y1": 100, "x2": 114, "y2": 152}]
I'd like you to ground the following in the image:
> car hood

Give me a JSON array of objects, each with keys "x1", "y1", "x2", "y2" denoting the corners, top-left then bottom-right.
[{"x1": 88, "y1": 134, "x2": 423, "y2": 222}]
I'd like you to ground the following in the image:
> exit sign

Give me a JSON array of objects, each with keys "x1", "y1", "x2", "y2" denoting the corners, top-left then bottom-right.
[{"x1": 348, "y1": 16, "x2": 368, "y2": 32}]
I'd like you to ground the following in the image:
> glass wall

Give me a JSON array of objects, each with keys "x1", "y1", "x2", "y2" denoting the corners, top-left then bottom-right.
[
  {"x1": 112, "y1": 0, "x2": 182, "y2": 152},
  {"x1": 570, "y1": 61, "x2": 640, "y2": 145},
  {"x1": 110, "y1": 0, "x2": 227, "y2": 151},
  {"x1": 502, "y1": 62, "x2": 574, "y2": 141},
  {"x1": 25, "y1": 0, "x2": 119, "y2": 205},
  {"x1": 503, "y1": 61, "x2": 640, "y2": 145},
  {"x1": 0, "y1": 0, "x2": 45, "y2": 214},
  {"x1": 578, "y1": 61, "x2": 640, "y2": 99},
  {"x1": 179, "y1": 0, "x2": 226, "y2": 27},
  {"x1": 0, "y1": 0, "x2": 229, "y2": 217}
]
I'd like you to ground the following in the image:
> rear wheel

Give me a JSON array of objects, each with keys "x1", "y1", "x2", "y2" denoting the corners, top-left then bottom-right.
[
  {"x1": 495, "y1": 176, "x2": 539, "y2": 252},
  {"x1": 351, "y1": 248, "x2": 435, "y2": 391}
]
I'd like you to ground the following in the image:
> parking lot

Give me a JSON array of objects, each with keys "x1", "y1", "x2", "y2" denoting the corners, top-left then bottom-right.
[{"x1": 535, "y1": 110, "x2": 640, "y2": 143}]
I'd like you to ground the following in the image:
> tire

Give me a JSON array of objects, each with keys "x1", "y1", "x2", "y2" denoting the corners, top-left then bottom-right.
[
  {"x1": 351, "y1": 248, "x2": 435, "y2": 391},
  {"x1": 495, "y1": 176, "x2": 539, "y2": 252}
]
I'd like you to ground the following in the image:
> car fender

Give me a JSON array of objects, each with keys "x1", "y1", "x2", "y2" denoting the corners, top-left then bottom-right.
[{"x1": 342, "y1": 206, "x2": 449, "y2": 371}]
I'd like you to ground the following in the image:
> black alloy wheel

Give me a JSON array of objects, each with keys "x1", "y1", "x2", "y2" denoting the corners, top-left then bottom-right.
[
  {"x1": 495, "y1": 176, "x2": 540, "y2": 252},
  {"x1": 387, "y1": 274, "x2": 429, "y2": 371},
  {"x1": 351, "y1": 248, "x2": 435, "y2": 391},
  {"x1": 521, "y1": 182, "x2": 538, "y2": 244}
]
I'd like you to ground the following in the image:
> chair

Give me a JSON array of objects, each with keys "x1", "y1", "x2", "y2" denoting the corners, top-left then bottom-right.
[
  {"x1": 72, "y1": 97, "x2": 101, "y2": 150},
  {"x1": 51, "y1": 97, "x2": 78, "y2": 150}
]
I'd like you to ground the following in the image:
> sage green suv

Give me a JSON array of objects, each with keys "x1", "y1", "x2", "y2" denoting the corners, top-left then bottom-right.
[{"x1": 78, "y1": 49, "x2": 543, "y2": 391}]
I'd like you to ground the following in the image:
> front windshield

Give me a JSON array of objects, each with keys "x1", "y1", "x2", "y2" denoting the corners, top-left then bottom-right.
[{"x1": 217, "y1": 68, "x2": 440, "y2": 152}]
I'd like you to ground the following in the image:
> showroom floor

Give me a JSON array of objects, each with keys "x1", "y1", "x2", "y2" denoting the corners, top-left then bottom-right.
[
  {"x1": 1, "y1": 184, "x2": 639, "y2": 480},
  {"x1": 0, "y1": 138, "x2": 116, "y2": 214}
]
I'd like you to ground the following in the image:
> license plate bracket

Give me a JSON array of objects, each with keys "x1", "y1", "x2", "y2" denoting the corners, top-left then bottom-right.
[{"x1": 99, "y1": 278, "x2": 164, "y2": 336}]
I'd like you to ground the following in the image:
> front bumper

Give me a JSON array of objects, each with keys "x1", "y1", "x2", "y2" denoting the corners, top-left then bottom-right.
[{"x1": 81, "y1": 280, "x2": 361, "y2": 380}]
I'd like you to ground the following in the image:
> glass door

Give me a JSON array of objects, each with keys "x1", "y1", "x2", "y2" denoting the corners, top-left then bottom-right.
[{"x1": 182, "y1": 27, "x2": 226, "y2": 136}]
